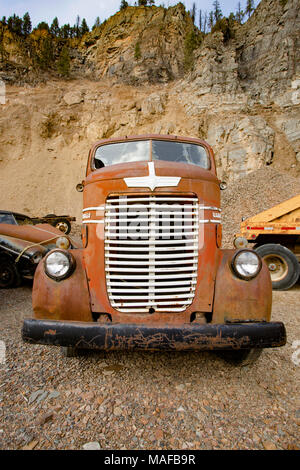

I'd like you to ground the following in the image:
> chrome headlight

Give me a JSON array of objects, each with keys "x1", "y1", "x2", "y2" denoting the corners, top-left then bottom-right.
[
  {"x1": 233, "y1": 236, "x2": 248, "y2": 249},
  {"x1": 44, "y1": 250, "x2": 75, "y2": 281},
  {"x1": 232, "y1": 250, "x2": 262, "y2": 280},
  {"x1": 56, "y1": 236, "x2": 70, "y2": 250}
]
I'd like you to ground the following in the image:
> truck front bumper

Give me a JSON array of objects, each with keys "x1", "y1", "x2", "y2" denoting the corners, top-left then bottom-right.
[{"x1": 22, "y1": 319, "x2": 286, "y2": 351}]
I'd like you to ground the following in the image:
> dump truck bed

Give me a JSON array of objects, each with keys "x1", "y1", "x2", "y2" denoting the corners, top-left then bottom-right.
[{"x1": 237, "y1": 195, "x2": 300, "y2": 239}]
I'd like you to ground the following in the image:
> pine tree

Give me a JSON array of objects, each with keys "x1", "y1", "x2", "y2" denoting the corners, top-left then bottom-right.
[
  {"x1": 138, "y1": 0, "x2": 148, "y2": 5},
  {"x1": 75, "y1": 15, "x2": 80, "y2": 38},
  {"x1": 60, "y1": 24, "x2": 71, "y2": 39},
  {"x1": 199, "y1": 9, "x2": 202, "y2": 31},
  {"x1": 22, "y1": 12, "x2": 32, "y2": 36},
  {"x1": 50, "y1": 17, "x2": 60, "y2": 37},
  {"x1": 7, "y1": 14, "x2": 23, "y2": 36},
  {"x1": 0, "y1": 22, "x2": 8, "y2": 62},
  {"x1": 208, "y1": 11, "x2": 214, "y2": 31},
  {"x1": 245, "y1": 0, "x2": 255, "y2": 18},
  {"x1": 203, "y1": 11, "x2": 207, "y2": 34},
  {"x1": 36, "y1": 21, "x2": 50, "y2": 32},
  {"x1": 213, "y1": 0, "x2": 222, "y2": 22},
  {"x1": 93, "y1": 17, "x2": 101, "y2": 30},
  {"x1": 80, "y1": 18, "x2": 89, "y2": 36},
  {"x1": 190, "y1": 3, "x2": 196, "y2": 24},
  {"x1": 38, "y1": 36, "x2": 54, "y2": 70},
  {"x1": 120, "y1": 0, "x2": 129, "y2": 9},
  {"x1": 57, "y1": 46, "x2": 70, "y2": 76},
  {"x1": 235, "y1": 2, "x2": 244, "y2": 23}
]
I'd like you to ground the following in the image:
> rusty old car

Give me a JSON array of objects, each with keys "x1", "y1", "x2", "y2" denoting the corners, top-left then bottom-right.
[
  {"x1": 0, "y1": 222, "x2": 76, "y2": 288},
  {"x1": 0, "y1": 210, "x2": 75, "y2": 234},
  {"x1": 22, "y1": 135, "x2": 286, "y2": 364}
]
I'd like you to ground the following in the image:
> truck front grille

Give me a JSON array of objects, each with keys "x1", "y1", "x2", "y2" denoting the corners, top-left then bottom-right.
[{"x1": 105, "y1": 194, "x2": 199, "y2": 313}]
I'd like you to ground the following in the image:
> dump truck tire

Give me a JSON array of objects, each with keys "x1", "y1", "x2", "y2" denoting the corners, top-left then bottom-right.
[
  {"x1": 219, "y1": 348, "x2": 263, "y2": 366},
  {"x1": 255, "y1": 244, "x2": 300, "y2": 290},
  {"x1": 0, "y1": 256, "x2": 22, "y2": 288}
]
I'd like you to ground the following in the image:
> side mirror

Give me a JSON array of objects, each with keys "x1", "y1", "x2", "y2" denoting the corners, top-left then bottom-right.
[
  {"x1": 76, "y1": 183, "x2": 84, "y2": 192},
  {"x1": 220, "y1": 181, "x2": 227, "y2": 190}
]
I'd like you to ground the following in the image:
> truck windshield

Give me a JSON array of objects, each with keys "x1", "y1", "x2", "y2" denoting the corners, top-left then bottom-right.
[{"x1": 94, "y1": 140, "x2": 210, "y2": 170}]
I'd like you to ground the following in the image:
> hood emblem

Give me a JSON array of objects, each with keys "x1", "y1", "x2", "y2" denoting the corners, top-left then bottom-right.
[{"x1": 124, "y1": 162, "x2": 181, "y2": 191}]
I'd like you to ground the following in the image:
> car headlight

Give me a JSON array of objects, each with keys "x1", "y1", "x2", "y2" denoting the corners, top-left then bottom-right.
[
  {"x1": 233, "y1": 236, "x2": 248, "y2": 249},
  {"x1": 231, "y1": 250, "x2": 262, "y2": 280},
  {"x1": 56, "y1": 236, "x2": 70, "y2": 250},
  {"x1": 44, "y1": 250, "x2": 75, "y2": 281}
]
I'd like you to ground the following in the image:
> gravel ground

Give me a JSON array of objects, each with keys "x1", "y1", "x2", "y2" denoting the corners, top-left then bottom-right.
[
  {"x1": 0, "y1": 167, "x2": 299, "y2": 450},
  {"x1": 0, "y1": 283, "x2": 299, "y2": 451}
]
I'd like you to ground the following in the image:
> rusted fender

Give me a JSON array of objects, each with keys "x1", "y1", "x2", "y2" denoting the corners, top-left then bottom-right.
[
  {"x1": 213, "y1": 249, "x2": 272, "y2": 324},
  {"x1": 0, "y1": 234, "x2": 47, "y2": 259},
  {"x1": 0, "y1": 223, "x2": 78, "y2": 247},
  {"x1": 32, "y1": 249, "x2": 92, "y2": 322}
]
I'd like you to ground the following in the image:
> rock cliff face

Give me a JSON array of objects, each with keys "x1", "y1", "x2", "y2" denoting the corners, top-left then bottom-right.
[
  {"x1": 0, "y1": 0, "x2": 299, "y2": 220},
  {"x1": 81, "y1": 4, "x2": 194, "y2": 84}
]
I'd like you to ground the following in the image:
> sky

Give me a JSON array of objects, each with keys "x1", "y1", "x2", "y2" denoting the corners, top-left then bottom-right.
[{"x1": 0, "y1": 0, "x2": 259, "y2": 29}]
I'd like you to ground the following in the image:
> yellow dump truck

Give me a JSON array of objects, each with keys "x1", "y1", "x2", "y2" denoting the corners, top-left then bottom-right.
[{"x1": 235, "y1": 195, "x2": 300, "y2": 290}]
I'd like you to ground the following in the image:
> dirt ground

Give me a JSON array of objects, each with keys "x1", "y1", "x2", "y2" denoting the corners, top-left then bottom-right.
[{"x1": 0, "y1": 280, "x2": 299, "y2": 450}]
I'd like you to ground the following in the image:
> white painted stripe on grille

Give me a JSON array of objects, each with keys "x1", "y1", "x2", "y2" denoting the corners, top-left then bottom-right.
[
  {"x1": 114, "y1": 307, "x2": 187, "y2": 313},
  {"x1": 83, "y1": 207, "x2": 105, "y2": 212},
  {"x1": 107, "y1": 273, "x2": 198, "y2": 279},
  {"x1": 82, "y1": 220, "x2": 104, "y2": 224},
  {"x1": 107, "y1": 232, "x2": 196, "y2": 238},
  {"x1": 106, "y1": 266, "x2": 197, "y2": 272},
  {"x1": 105, "y1": 217, "x2": 197, "y2": 222},
  {"x1": 110, "y1": 293, "x2": 194, "y2": 300},
  {"x1": 107, "y1": 197, "x2": 198, "y2": 202},
  {"x1": 107, "y1": 280, "x2": 197, "y2": 287},
  {"x1": 107, "y1": 259, "x2": 197, "y2": 266},
  {"x1": 105, "y1": 252, "x2": 198, "y2": 259},
  {"x1": 108, "y1": 287, "x2": 195, "y2": 293},
  {"x1": 105, "y1": 245, "x2": 198, "y2": 252},
  {"x1": 106, "y1": 211, "x2": 198, "y2": 216},
  {"x1": 199, "y1": 206, "x2": 221, "y2": 211},
  {"x1": 105, "y1": 239, "x2": 197, "y2": 245},
  {"x1": 111, "y1": 300, "x2": 193, "y2": 307},
  {"x1": 106, "y1": 204, "x2": 197, "y2": 209}
]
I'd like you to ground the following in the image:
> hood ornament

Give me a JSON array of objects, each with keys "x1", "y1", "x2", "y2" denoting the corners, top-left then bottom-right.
[{"x1": 124, "y1": 162, "x2": 181, "y2": 191}]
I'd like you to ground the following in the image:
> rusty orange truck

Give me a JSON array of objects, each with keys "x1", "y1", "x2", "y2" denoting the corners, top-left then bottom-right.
[
  {"x1": 235, "y1": 195, "x2": 300, "y2": 291},
  {"x1": 22, "y1": 135, "x2": 286, "y2": 364}
]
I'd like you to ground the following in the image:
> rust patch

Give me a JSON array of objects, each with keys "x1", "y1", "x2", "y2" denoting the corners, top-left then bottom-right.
[{"x1": 44, "y1": 329, "x2": 57, "y2": 336}]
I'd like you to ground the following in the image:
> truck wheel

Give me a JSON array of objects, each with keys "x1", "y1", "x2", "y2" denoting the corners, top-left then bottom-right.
[
  {"x1": 53, "y1": 219, "x2": 71, "y2": 235},
  {"x1": 255, "y1": 244, "x2": 300, "y2": 290},
  {"x1": 0, "y1": 257, "x2": 22, "y2": 288},
  {"x1": 219, "y1": 348, "x2": 263, "y2": 366}
]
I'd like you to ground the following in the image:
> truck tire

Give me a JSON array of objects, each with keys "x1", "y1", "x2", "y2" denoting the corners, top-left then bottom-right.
[
  {"x1": 255, "y1": 244, "x2": 300, "y2": 290},
  {"x1": 0, "y1": 256, "x2": 22, "y2": 288},
  {"x1": 219, "y1": 348, "x2": 263, "y2": 366},
  {"x1": 52, "y1": 219, "x2": 71, "y2": 235}
]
